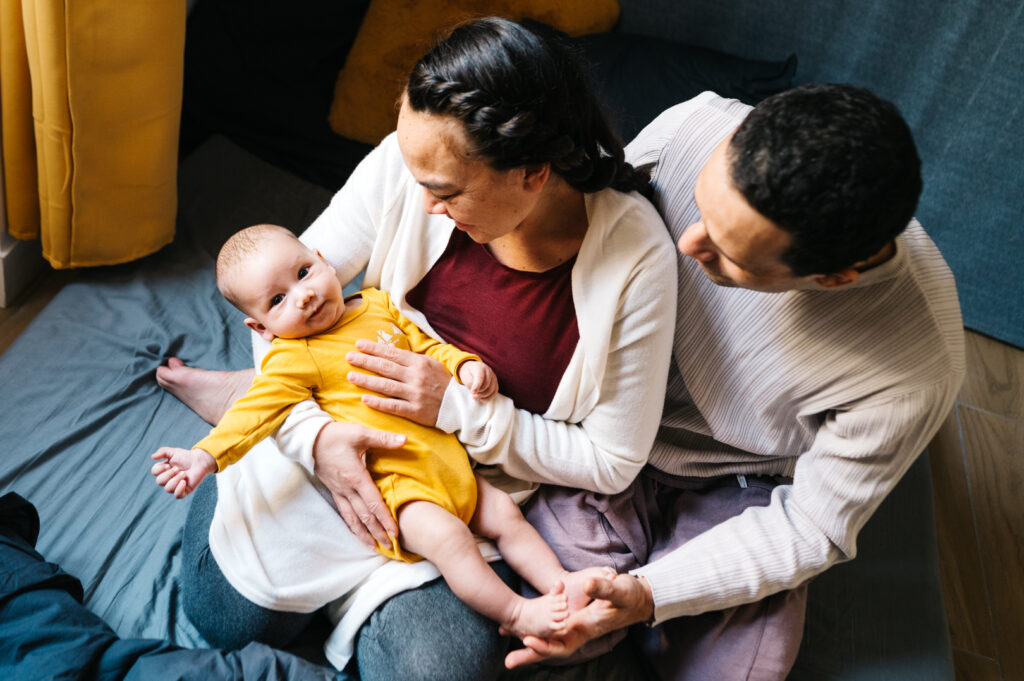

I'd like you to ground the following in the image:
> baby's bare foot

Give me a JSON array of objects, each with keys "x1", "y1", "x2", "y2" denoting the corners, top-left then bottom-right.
[
  {"x1": 503, "y1": 583, "x2": 570, "y2": 640},
  {"x1": 560, "y1": 566, "x2": 617, "y2": 613},
  {"x1": 156, "y1": 358, "x2": 252, "y2": 425}
]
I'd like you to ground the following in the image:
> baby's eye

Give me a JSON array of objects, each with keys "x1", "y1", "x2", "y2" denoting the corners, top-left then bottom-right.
[
  {"x1": 298, "y1": 266, "x2": 310, "y2": 280},
  {"x1": 270, "y1": 294, "x2": 284, "y2": 307}
]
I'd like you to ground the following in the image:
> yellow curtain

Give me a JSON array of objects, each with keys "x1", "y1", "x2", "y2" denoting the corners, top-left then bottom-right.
[{"x1": 0, "y1": 0, "x2": 184, "y2": 268}]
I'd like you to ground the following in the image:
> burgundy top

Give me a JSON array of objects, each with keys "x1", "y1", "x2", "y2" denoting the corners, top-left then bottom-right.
[{"x1": 406, "y1": 229, "x2": 580, "y2": 414}]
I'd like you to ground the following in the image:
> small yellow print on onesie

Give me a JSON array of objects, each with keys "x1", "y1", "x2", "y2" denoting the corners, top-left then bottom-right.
[{"x1": 376, "y1": 323, "x2": 405, "y2": 345}]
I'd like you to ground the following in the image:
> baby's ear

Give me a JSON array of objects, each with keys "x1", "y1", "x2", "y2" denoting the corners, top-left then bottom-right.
[
  {"x1": 315, "y1": 249, "x2": 337, "y2": 272},
  {"x1": 244, "y1": 317, "x2": 276, "y2": 341}
]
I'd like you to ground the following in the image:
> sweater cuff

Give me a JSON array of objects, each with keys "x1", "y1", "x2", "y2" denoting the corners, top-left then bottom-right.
[
  {"x1": 274, "y1": 411, "x2": 333, "y2": 475},
  {"x1": 436, "y1": 378, "x2": 475, "y2": 433},
  {"x1": 436, "y1": 377, "x2": 501, "y2": 454},
  {"x1": 630, "y1": 562, "x2": 702, "y2": 626}
]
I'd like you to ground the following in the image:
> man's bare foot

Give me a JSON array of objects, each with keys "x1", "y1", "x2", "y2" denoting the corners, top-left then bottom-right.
[
  {"x1": 503, "y1": 584, "x2": 570, "y2": 640},
  {"x1": 156, "y1": 358, "x2": 253, "y2": 425}
]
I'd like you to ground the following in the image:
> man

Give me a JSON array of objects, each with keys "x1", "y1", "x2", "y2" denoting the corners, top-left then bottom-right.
[{"x1": 512, "y1": 83, "x2": 965, "y2": 680}]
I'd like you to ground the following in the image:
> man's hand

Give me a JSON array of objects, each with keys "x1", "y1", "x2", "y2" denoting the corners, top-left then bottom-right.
[
  {"x1": 458, "y1": 361, "x2": 498, "y2": 400},
  {"x1": 151, "y1": 447, "x2": 217, "y2": 499},
  {"x1": 313, "y1": 421, "x2": 406, "y2": 550},
  {"x1": 505, "y1": 573, "x2": 655, "y2": 669},
  {"x1": 346, "y1": 340, "x2": 452, "y2": 426}
]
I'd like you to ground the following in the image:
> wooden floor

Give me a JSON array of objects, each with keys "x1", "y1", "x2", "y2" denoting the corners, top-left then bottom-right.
[
  {"x1": 2, "y1": 267, "x2": 1022, "y2": 680},
  {"x1": 929, "y1": 330, "x2": 1024, "y2": 681}
]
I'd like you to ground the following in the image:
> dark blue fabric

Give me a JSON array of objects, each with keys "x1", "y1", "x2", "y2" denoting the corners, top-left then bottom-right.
[
  {"x1": 0, "y1": 493, "x2": 339, "y2": 681},
  {"x1": 790, "y1": 453, "x2": 953, "y2": 680},
  {"x1": 575, "y1": 31, "x2": 796, "y2": 143},
  {"x1": 618, "y1": 0, "x2": 1024, "y2": 348}
]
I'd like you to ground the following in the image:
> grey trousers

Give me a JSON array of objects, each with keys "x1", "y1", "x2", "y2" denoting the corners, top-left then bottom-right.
[{"x1": 524, "y1": 468, "x2": 808, "y2": 681}]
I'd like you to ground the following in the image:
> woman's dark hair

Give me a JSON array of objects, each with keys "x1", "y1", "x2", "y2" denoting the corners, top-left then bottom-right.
[
  {"x1": 728, "y1": 83, "x2": 922, "y2": 276},
  {"x1": 406, "y1": 17, "x2": 650, "y2": 196}
]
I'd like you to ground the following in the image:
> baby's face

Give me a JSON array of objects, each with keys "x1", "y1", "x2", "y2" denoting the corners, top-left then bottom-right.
[{"x1": 233, "y1": 233, "x2": 345, "y2": 339}]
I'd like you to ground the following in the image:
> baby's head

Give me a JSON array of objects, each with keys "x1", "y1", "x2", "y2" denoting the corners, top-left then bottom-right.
[{"x1": 216, "y1": 224, "x2": 345, "y2": 340}]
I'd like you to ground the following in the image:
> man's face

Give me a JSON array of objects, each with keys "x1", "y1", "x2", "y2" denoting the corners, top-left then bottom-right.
[{"x1": 677, "y1": 137, "x2": 817, "y2": 292}]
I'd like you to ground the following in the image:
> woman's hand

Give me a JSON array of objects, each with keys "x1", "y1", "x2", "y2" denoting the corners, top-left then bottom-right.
[
  {"x1": 346, "y1": 339, "x2": 453, "y2": 426},
  {"x1": 504, "y1": 574, "x2": 654, "y2": 669},
  {"x1": 313, "y1": 421, "x2": 407, "y2": 550}
]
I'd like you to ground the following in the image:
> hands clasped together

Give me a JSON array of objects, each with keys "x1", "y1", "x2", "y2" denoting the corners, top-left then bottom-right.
[{"x1": 503, "y1": 571, "x2": 655, "y2": 669}]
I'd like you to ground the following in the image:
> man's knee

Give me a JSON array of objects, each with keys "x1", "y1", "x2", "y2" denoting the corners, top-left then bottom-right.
[
  {"x1": 524, "y1": 485, "x2": 647, "y2": 573},
  {"x1": 639, "y1": 585, "x2": 808, "y2": 681}
]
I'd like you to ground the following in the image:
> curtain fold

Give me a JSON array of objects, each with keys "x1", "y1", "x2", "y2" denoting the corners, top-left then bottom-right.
[
  {"x1": 0, "y1": 0, "x2": 184, "y2": 268},
  {"x1": 1, "y1": 0, "x2": 39, "y2": 240}
]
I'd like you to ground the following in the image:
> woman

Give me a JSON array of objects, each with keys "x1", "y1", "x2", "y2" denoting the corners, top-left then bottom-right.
[{"x1": 159, "y1": 17, "x2": 676, "y2": 680}]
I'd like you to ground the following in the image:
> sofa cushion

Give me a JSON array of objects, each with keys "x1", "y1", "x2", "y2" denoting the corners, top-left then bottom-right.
[
  {"x1": 327, "y1": 0, "x2": 621, "y2": 145},
  {"x1": 574, "y1": 31, "x2": 796, "y2": 143}
]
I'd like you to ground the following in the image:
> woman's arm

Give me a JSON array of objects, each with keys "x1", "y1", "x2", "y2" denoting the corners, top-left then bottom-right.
[{"x1": 349, "y1": 219, "x2": 678, "y2": 494}]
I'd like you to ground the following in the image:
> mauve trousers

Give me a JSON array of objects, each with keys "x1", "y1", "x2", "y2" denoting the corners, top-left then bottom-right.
[{"x1": 524, "y1": 468, "x2": 808, "y2": 681}]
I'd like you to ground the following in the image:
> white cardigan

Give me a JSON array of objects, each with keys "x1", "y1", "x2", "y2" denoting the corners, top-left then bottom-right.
[{"x1": 207, "y1": 133, "x2": 677, "y2": 668}]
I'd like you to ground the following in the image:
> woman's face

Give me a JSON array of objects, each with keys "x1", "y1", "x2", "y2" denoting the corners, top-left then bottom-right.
[{"x1": 396, "y1": 97, "x2": 542, "y2": 244}]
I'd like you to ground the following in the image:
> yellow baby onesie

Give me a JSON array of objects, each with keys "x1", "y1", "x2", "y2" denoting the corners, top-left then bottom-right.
[{"x1": 195, "y1": 287, "x2": 479, "y2": 561}]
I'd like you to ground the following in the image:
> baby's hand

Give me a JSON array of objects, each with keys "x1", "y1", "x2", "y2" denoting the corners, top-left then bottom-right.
[
  {"x1": 458, "y1": 361, "x2": 498, "y2": 400},
  {"x1": 150, "y1": 446, "x2": 217, "y2": 499}
]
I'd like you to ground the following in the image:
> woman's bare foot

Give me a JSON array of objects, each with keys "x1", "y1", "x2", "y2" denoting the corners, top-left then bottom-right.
[
  {"x1": 560, "y1": 566, "x2": 618, "y2": 613},
  {"x1": 156, "y1": 358, "x2": 253, "y2": 425},
  {"x1": 503, "y1": 584, "x2": 570, "y2": 640}
]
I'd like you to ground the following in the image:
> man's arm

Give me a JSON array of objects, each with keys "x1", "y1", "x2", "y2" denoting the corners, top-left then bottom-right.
[
  {"x1": 636, "y1": 388, "x2": 959, "y2": 625},
  {"x1": 511, "y1": 388, "x2": 959, "y2": 667}
]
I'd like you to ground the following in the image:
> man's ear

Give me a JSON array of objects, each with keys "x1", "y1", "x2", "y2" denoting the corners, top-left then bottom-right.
[
  {"x1": 813, "y1": 268, "x2": 860, "y2": 289},
  {"x1": 522, "y1": 163, "x2": 551, "y2": 193},
  {"x1": 244, "y1": 317, "x2": 276, "y2": 341}
]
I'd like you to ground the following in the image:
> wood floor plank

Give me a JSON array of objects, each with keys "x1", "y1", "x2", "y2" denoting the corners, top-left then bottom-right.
[
  {"x1": 959, "y1": 330, "x2": 1024, "y2": 420},
  {"x1": 929, "y1": 408, "x2": 997, "y2": 656},
  {"x1": 952, "y1": 649, "x2": 1003, "y2": 681},
  {"x1": 959, "y1": 406, "x2": 1024, "y2": 681}
]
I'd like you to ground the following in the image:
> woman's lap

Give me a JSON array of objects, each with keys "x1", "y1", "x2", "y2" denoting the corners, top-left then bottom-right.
[
  {"x1": 356, "y1": 560, "x2": 516, "y2": 681},
  {"x1": 182, "y1": 478, "x2": 514, "y2": 679},
  {"x1": 181, "y1": 479, "x2": 315, "y2": 650}
]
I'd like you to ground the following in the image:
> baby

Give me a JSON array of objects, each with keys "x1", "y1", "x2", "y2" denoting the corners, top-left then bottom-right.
[{"x1": 150, "y1": 224, "x2": 608, "y2": 641}]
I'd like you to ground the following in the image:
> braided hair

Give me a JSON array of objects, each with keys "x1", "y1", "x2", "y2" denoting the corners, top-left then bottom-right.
[{"x1": 406, "y1": 17, "x2": 650, "y2": 197}]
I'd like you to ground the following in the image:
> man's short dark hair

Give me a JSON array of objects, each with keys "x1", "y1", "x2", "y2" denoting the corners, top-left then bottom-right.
[{"x1": 728, "y1": 83, "x2": 922, "y2": 276}]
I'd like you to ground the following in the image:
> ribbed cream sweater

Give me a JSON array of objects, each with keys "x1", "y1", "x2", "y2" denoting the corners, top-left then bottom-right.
[{"x1": 626, "y1": 93, "x2": 966, "y2": 624}]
